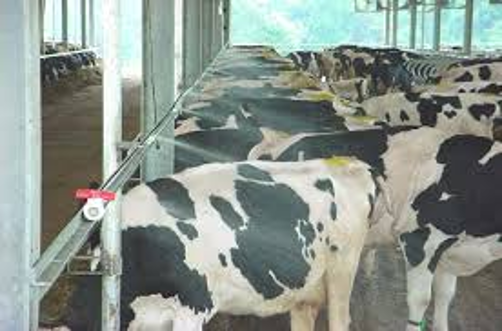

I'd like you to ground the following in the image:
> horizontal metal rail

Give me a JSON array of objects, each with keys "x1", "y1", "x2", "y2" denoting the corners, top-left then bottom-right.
[
  {"x1": 40, "y1": 48, "x2": 99, "y2": 60},
  {"x1": 33, "y1": 43, "x2": 229, "y2": 301}
]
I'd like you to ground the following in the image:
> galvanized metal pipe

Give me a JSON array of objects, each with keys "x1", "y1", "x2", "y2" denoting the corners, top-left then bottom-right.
[
  {"x1": 0, "y1": 0, "x2": 41, "y2": 329},
  {"x1": 62, "y1": 0, "x2": 68, "y2": 43},
  {"x1": 142, "y1": 0, "x2": 176, "y2": 180},
  {"x1": 223, "y1": 0, "x2": 230, "y2": 45},
  {"x1": 410, "y1": 0, "x2": 417, "y2": 49},
  {"x1": 385, "y1": 0, "x2": 391, "y2": 45},
  {"x1": 89, "y1": 0, "x2": 95, "y2": 46},
  {"x1": 433, "y1": 0, "x2": 442, "y2": 51},
  {"x1": 464, "y1": 0, "x2": 474, "y2": 55},
  {"x1": 392, "y1": 0, "x2": 398, "y2": 47},
  {"x1": 40, "y1": 47, "x2": 98, "y2": 59},
  {"x1": 182, "y1": 0, "x2": 203, "y2": 89},
  {"x1": 102, "y1": 0, "x2": 122, "y2": 328},
  {"x1": 81, "y1": 0, "x2": 87, "y2": 47}
]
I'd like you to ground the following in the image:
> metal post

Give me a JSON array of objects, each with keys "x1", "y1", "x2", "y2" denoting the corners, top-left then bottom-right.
[
  {"x1": 182, "y1": 0, "x2": 203, "y2": 89},
  {"x1": 81, "y1": 0, "x2": 87, "y2": 47},
  {"x1": 433, "y1": 0, "x2": 442, "y2": 51},
  {"x1": 0, "y1": 0, "x2": 41, "y2": 329},
  {"x1": 62, "y1": 0, "x2": 68, "y2": 44},
  {"x1": 464, "y1": 0, "x2": 474, "y2": 55},
  {"x1": 385, "y1": 0, "x2": 391, "y2": 45},
  {"x1": 102, "y1": 0, "x2": 122, "y2": 328},
  {"x1": 223, "y1": 0, "x2": 230, "y2": 45},
  {"x1": 201, "y1": 0, "x2": 213, "y2": 67},
  {"x1": 392, "y1": 0, "x2": 398, "y2": 47},
  {"x1": 142, "y1": 0, "x2": 176, "y2": 180},
  {"x1": 212, "y1": 0, "x2": 222, "y2": 57},
  {"x1": 89, "y1": 0, "x2": 95, "y2": 46},
  {"x1": 410, "y1": 0, "x2": 417, "y2": 49}
]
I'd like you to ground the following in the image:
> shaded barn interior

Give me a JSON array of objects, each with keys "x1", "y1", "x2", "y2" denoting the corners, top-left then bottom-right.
[{"x1": 40, "y1": 45, "x2": 502, "y2": 330}]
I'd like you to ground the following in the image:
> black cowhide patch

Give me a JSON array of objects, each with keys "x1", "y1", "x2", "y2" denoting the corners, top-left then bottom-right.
[
  {"x1": 428, "y1": 237, "x2": 458, "y2": 272},
  {"x1": 400, "y1": 227, "x2": 431, "y2": 267},
  {"x1": 400, "y1": 110, "x2": 410, "y2": 122},
  {"x1": 122, "y1": 226, "x2": 214, "y2": 315},
  {"x1": 237, "y1": 164, "x2": 274, "y2": 182},
  {"x1": 455, "y1": 71, "x2": 474, "y2": 82},
  {"x1": 147, "y1": 178, "x2": 196, "y2": 220},
  {"x1": 468, "y1": 103, "x2": 496, "y2": 121},
  {"x1": 479, "y1": 84, "x2": 502, "y2": 95},
  {"x1": 177, "y1": 222, "x2": 198, "y2": 240},
  {"x1": 413, "y1": 135, "x2": 502, "y2": 237},
  {"x1": 230, "y1": 179, "x2": 314, "y2": 299},
  {"x1": 479, "y1": 65, "x2": 492, "y2": 81},
  {"x1": 330, "y1": 202, "x2": 337, "y2": 221},
  {"x1": 210, "y1": 195, "x2": 245, "y2": 230},
  {"x1": 315, "y1": 179, "x2": 335, "y2": 196}
]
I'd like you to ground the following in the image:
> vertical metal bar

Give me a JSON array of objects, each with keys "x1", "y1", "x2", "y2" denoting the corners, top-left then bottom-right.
[
  {"x1": 421, "y1": 0, "x2": 426, "y2": 49},
  {"x1": 81, "y1": 0, "x2": 87, "y2": 47},
  {"x1": 142, "y1": 0, "x2": 176, "y2": 180},
  {"x1": 392, "y1": 0, "x2": 398, "y2": 47},
  {"x1": 433, "y1": 0, "x2": 442, "y2": 51},
  {"x1": 201, "y1": 0, "x2": 213, "y2": 67},
  {"x1": 62, "y1": 0, "x2": 68, "y2": 43},
  {"x1": 410, "y1": 0, "x2": 417, "y2": 49},
  {"x1": 464, "y1": 0, "x2": 474, "y2": 55},
  {"x1": 102, "y1": 0, "x2": 122, "y2": 328},
  {"x1": 223, "y1": 0, "x2": 230, "y2": 45},
  {"x1": 212, "y1": 0, "x2": 221, "y2": 57},
  {"x1": 89, "y1": 0, "x2": 95, "y2": 46},
  {"x1": 385, "y1": 0, "x2": 391, "y2": 45},
  {"x1": 182, "y1": 0, "x2": 202, "y2": 89},
  {"x1": 0, "y1": 0, "x2": 41, "y2": 329}
]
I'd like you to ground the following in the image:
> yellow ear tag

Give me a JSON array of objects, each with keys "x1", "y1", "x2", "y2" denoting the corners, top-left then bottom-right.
[{"x1": 324, "y1": 156, "x2": 353, "y2": 167}]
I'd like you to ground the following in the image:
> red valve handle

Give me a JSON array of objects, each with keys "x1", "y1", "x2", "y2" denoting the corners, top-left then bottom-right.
[{"x1": 75, "y1": 189, "x2": 116, "y2": 201}]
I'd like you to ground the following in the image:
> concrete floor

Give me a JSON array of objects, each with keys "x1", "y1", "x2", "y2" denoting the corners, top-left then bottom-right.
[{"x1": 41, "y1": 78, "x2": 502, "y2": 330}]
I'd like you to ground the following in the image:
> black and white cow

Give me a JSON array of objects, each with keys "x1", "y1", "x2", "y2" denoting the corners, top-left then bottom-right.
[
  {"x1": 328, "y1": 78, "x2": 369, "y2": 103},
  {"x1": 249, "y1": 126, "x2": 502, "y2": 331},
  {"x1": 440, "y1": 62, "x2": 502, "y2": 84},
  {"x1": 46, "y1": 159, "x2": 377, "y2": 331},
  {"x1": 426, "y1": 81, "x2": 502, "y2": 96},
  {"x1": 337, "y1": 92, "x2": 502, "y2": 139},
  {"x1": 286, "y1": 51, "x2": 324, "y2": 79}
]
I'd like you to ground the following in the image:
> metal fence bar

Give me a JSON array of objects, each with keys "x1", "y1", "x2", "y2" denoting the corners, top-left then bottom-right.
[
  {"x1": 385, "y1": 0, "x2": 391, "y2": 45},
  {"x1": 433, "y1": 0, "x2": 442, "y2": 51},
  {"x1": 101, "y1": 0, "x2": 122, "y2": 327},
  {"x1": 62, "y1": 0, "x2": 68, "y2": 43},
  {"x1": 40, "y1": 48, "x2": 98, "y2": 59},
  {"x1": 89, "y1": 0, "x2": 95, "y2": 46},
  {"x1": 142, "y1": 0, "x2": 177, "y2": 181},
  {"x1": 464, "y1": 0, "x2": 474, "y2": 55},
  {"x1": 0, "y1": 0, "x2": 41, "y2": 329},
  {"x1": 81, "y1": 0, "x2": 87, "y2": 48},
  {"x1": 392, "y1": 0, "x2": 398, "y2": 47},
  {"x1": 223, "y1": 0, "x2": 231, "y2": 45},
  {"x1": 182, "y1": 0, "x2": 203, "y2": 89},
  {"x1": 410, "y1": 0, "x2": 418, "y2": 49},
  {"x1": 33, "y1": 43, "x2": 229, "y2": 303}
]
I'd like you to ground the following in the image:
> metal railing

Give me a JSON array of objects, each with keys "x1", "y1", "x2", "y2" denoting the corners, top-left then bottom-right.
[{"x1": 33, "y1": 39, "x2": 228, "y2": 306}]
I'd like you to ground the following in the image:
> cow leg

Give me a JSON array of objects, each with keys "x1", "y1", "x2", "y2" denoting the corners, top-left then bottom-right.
[
  {"x1": 405, "y1": 264, "x2": 433, "y2": 331},
  {"x1": 326, "y1": 227, "x2": 367, "y2": 331},
  {"x1": 290, "y1": 304, "x2": 320, "y2": 331},
  {"x1": 432, "y1": 270, "x2": 457, "y2": 331}
]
